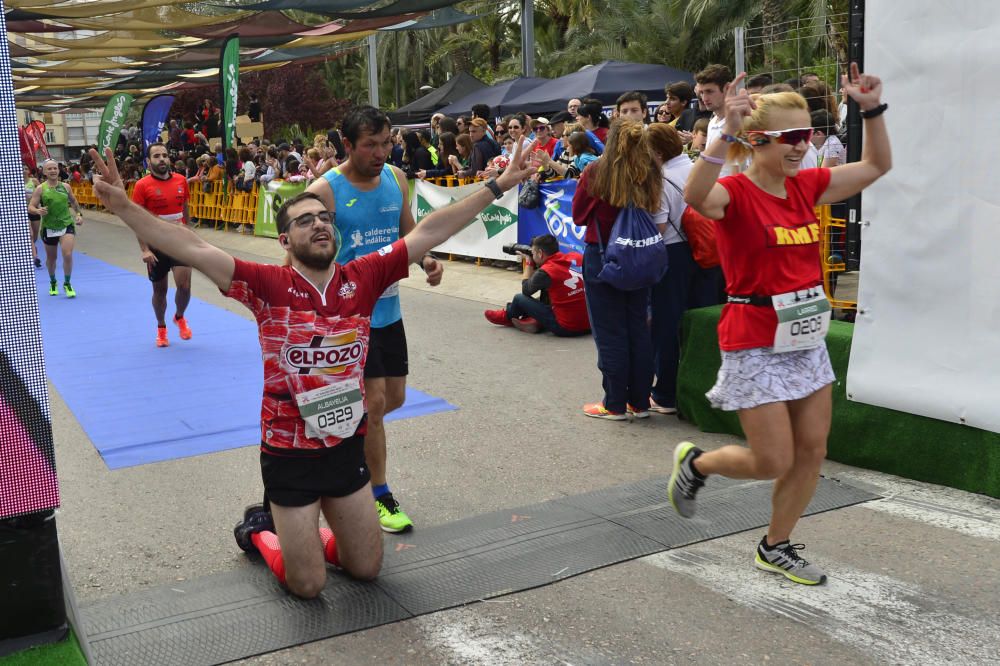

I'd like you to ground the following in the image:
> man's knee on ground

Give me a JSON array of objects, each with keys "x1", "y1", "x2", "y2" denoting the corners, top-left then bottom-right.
[
  {"x1": 342, "y1": 553, "x2": 382, "y2": 582},
  {"x1": 285, "y1": 568, "x2": 327, "y2": 600}
]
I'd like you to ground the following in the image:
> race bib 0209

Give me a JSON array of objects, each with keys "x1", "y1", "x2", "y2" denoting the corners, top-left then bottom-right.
[{"x1": 771, "y1": 287, "x2": 831, "y2": 353}]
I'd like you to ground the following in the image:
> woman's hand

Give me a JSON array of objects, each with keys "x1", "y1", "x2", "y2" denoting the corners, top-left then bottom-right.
[
  {"x1": 841, "y1": 62, "x2": 882, "y2": 112},
  {"x1": 416, "y1": 169, "x2": 427, "y2": 179},
  {"x1": 723, "y1": 72, "x2": 756, "y2": 136}
]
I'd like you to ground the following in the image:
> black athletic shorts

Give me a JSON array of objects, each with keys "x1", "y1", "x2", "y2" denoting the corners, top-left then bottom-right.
[
  {"x1": 260, "y1": 435, "x2": 370, "y2": 507},
  {"x1": 364, "y1": 319, "x2": 408, "y2": 378},
  {"x1": 147, "y1": 248, "x2": 189, "y2": 283},
  {"x1": 28, "y1": 212, "x2": 40, "y2": 223},
  {"x1": 41, "y1": 225, "x2": 74, "y2": 246}
]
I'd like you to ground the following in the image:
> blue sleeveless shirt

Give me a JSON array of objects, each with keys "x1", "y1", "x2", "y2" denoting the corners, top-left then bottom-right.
[{"x1": 324, "y1": 164, "x2": 405, "y2": 328}]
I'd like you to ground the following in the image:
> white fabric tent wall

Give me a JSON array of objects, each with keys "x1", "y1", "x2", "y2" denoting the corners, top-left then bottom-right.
[{"x1": 847, "y1": 0, "x2": 1000, "y2": 433}]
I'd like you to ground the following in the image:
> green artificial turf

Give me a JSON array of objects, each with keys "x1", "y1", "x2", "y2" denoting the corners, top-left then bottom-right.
[
  {"x1": 677, "y1": 306, "x2": 1000, "y2": 498},
  {"x1": 0, "y1": 628, "x2": 86, "y2": 666}
]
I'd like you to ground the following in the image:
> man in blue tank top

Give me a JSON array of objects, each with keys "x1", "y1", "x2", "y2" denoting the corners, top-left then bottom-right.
[{"x1": 305, "y1": 106, "x2": 443, "y2": 533}]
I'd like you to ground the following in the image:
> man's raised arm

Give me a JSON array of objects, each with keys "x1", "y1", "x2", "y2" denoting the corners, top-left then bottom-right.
[{"x1": 89, "y1": 148, "x2": 236, "y2": 291}]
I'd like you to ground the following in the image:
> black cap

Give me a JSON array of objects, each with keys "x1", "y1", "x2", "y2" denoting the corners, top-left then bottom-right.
[
  {"x1": 277, "y1": 142, "x2": 290, "y2": 151},
  {"x1": 550, "y1": 111, "x2": 572, "y2": 124}
]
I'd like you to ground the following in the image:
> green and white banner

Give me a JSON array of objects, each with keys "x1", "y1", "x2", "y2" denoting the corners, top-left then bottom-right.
[
  {"x1": 97, "y1": 93, "x2": 133, "y2": 154},
  {"x1": 412, "y1": 180, "x2": 518, "y2": 260},
  {"x1": 220, "y1": 34, "x2": 239, "y2": 149},
  {"x1": 254, "y1": 179, "x2": 307, "y2": 238}
]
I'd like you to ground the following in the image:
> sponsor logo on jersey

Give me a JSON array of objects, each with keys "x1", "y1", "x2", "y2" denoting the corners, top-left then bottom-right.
[
  {"x1": 284, "y1": 330, "x2": 365, "y2": 375},
  {"x1": 378, "y1": 244, "x2": 393, "y2": 256},
  {"x1": 287, "y1": 286, "x2": 310, "y2": 299},
  {"x1": 766, "y1": 221, "x2": 820, "y2": 247},
  {"x1": 337, "y1": 280, "x2": 357, "y2": 298},
  {"x1": 345, "y1": 198, "x2": 358, "y2": 208}
]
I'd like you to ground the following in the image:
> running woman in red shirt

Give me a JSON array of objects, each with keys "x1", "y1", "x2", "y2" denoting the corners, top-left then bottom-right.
[
  {"x1": 88, "y1": 138, "x2": 538, "y2": 599},
  {"x1": 668, "y1": 64, "x2": 891, "y2": 585},
  {"x1": 131, "y1": 143, "x2": 193, "y2": 347}
]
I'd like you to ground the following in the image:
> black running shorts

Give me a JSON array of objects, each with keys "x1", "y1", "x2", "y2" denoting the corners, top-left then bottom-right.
[
  {"x1": 41, "y1": 225, "x2": 74, "y2": 246},
  {"x1": 260, "y1": 435, "x2": 370, "y2": 507},
  {"x1": 147, "y1": 248, "x2": 189, "y2": 283},
  {"x1": 364, "y1": 319, "x2": 408, "y2": 378}
]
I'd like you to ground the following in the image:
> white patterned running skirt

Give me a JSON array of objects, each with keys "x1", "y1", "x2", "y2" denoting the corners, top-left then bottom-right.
[{"x1": 706, "y1": 345, "x2": 835, "y2": 412}]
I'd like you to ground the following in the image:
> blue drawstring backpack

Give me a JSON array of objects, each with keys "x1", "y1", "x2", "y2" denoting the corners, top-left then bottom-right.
[{"x1": 596, "y1": 204, "x2": 669, "y2": 290}]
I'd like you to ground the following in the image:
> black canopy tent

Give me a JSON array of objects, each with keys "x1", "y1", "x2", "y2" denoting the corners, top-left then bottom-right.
[
  {"x1": 500, "y1": 60, "x2": 695, "y2": 116},
  {"x1": 435, "y1": 76, "x2": 549, "y2": 119},
  {"x1": 388, "y1": 71, "x2": 486, "y2": 124}
]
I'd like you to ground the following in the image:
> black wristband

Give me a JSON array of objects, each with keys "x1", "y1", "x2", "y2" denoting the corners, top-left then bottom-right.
[
  {"x1": 860, "y1": 102, "x2": 888, "y2": 119},
  {"x1": 484, "y1": 178, "x2": 503, "y2": 199},
  {"x1": 418, "y1": 254, "x2": 433, "y2": 272}
]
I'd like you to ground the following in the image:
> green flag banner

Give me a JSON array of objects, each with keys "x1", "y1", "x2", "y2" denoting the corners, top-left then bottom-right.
[
  {"x1": 412, "y1": 179, "x2": 518, "y2": 260},
  {"x1": 97, "y1": 92, "x2": 133, "y2": 154},
  {"x1": 255, "y1": 179, "x2": 307, "y2": 238},
  {"x1": 220, "y1": 34, "x2": 239, "y2": 149}
]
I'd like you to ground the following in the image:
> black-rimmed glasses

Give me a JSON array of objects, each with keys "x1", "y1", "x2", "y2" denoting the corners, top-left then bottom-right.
[{"x1": 289, "y1": 211, "x2": 334, "y2": 230}]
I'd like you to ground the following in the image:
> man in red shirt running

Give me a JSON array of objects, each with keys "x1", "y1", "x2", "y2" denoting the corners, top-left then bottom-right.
[
  {"x1": 131, "y1": 142, "x2": 193, "y2": 347},
  {"x1": 89, "y1": 139, "x2": 537, "y2": 598}
]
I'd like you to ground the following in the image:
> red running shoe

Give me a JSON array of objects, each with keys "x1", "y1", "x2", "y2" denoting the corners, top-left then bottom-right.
[
  {"x1": 174, "y1": 314, "x2": 192, "y2": 340},
  {"x1": 156, "y1": 326, "x2": 169, "y2": 348},
  {"x1": 484, "y1": 309, "x2": 513, "y2": 327},
  {"x1": 512, "y1": 317, "x2": 541, "y2": 333}
]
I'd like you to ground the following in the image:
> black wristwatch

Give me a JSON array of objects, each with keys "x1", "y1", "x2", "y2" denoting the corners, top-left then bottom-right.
[
  {"x1": 860, "y1": 102, "x2": 888, "y2": 119},
  {"x1": 484, "y1": 178, "x2": 503, "y2": 200}
]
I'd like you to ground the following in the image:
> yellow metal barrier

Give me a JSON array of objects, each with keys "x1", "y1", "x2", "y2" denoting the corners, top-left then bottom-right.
[
  {"x1": 816, "y1": 204, "x2": 856, "y2": 311},
  {"x1": 72, "y1": 178, "x2": 258, "y2": 234},
  {"x1": 191, "y1": 180, "x2": 258, "y2": 233}
]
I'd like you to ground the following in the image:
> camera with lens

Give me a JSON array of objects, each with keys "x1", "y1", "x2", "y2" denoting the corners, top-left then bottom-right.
[{"x1": 502, "y1": 243, "x2": 533, "y2": 256}]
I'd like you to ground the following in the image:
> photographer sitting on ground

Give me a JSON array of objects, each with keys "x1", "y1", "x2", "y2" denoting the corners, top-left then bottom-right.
[{"x1": 484, "y1": 234, "x2": 590, "y2": 336}]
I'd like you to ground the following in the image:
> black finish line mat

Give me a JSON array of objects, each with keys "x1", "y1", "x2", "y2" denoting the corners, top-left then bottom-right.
[{"x1": 80, "y1": 476, "x2": 876, "y2": 665}]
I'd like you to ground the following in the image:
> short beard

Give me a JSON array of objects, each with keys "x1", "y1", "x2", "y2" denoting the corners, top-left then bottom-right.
[
  {"x1": 291, "y1": 242, "x2": 336, "y2": 271},
  {"x1": 152, "y1": 163, "x2": 171, "y2": 178}
]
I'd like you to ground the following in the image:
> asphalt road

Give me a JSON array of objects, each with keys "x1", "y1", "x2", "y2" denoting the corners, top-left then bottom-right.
[{"x1": 48, "y1": 213, "x2": 1000, "y2": 665}]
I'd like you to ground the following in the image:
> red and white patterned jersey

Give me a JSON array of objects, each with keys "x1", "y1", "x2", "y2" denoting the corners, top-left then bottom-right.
[{"x1": 225, "y1": 239, "x2": 410, "y2": 452}]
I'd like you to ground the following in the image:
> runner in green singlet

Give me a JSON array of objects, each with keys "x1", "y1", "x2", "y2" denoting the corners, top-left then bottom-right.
[{"x1": 28, "y1": 160, "x2": 84, "y2": 297}]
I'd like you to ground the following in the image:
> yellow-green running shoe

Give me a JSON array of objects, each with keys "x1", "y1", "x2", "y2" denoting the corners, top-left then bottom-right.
[
  {"x1": 754, "y1": 537, "x2": 828, "y2": 585},
  {"x1": 375, "y1": 493, "x2": 413, "y2": 533},
  {"x1": 668, "y1": 441, "x2": 705, "y2": 518},
  {"x1": 63, "y1": 282, "x2": 76, "y2": 298},
  {"x1": 48, "y1": 281, "x2": 58, "y2": 296}
]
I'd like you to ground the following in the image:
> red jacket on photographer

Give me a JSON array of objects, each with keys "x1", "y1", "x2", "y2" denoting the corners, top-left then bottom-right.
[{"x1": 523, "y1": 251, "x2": 590, "y2": 332}]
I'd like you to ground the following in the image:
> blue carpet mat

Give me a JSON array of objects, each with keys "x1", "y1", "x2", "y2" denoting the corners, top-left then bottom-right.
[{"x1": 36, "y1": 253, "x2": 457, "y2": 470}]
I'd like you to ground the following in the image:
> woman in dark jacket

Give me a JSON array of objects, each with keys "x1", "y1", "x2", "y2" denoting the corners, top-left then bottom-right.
[
  {"x1": 417, "y1": 132, "x2": 457, "y2": 179},
  {"x1": 402, "y1": 129, "x2": 435, "y2": 179}
]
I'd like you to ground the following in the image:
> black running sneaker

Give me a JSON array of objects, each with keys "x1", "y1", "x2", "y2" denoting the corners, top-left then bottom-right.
[
  {"x1": 754, "y1": 536, "x2": 828, "y2": 585},
  {"x1": 233, "y1": 503, "x2": 274, "y2": 553},
  {"x1": 668, "y1": 441, "x2": 705, "y2": 518}
]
